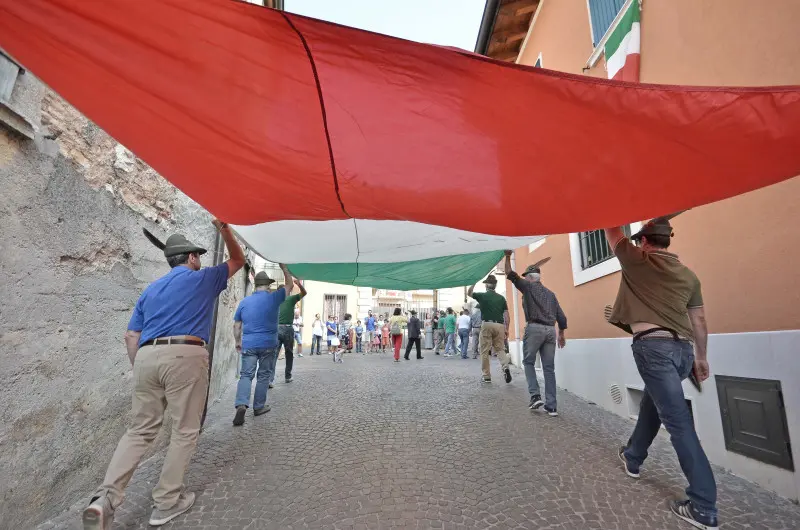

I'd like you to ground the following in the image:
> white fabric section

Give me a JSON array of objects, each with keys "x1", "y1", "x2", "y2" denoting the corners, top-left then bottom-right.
[
  {"x1": 606, "y1": 22, "x2": 640, "y2": 79},
  {"x1": 233, "y1": 219, "x2": 546, "y2": 264}
]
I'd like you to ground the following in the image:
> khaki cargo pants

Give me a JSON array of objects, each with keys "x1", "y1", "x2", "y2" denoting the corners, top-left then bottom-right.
[
  {"x1": 480, "y1": 322, "x2": 510, "y2": 379},
  {"x1": 95, "y1": 343, "x2": 209, "y2": 511}
]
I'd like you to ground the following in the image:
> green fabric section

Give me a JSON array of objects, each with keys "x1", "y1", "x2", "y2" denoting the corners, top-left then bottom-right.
[
  {"x1": 287, "y1": 250, "x2": 505, "y2": 290},
  {"x1": 278, "y1": 294, "x2": 302, "y2": 324},
  {"x1": 604, "y1": 2, "x2": 640, "y2": 58},
  {"x1": 471, "y1": 291, "x2": 508, "y2": 323}
]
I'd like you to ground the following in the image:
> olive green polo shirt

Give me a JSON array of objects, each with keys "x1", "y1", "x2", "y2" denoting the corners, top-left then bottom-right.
[
  {"x1": 609, "y1": 238, "x2": 703, "y2": 339},
  {"x1": 471, "y1": 291, "x2": 507, "y2": 324},
  {"x1": 278, "y1": 294, "x2": 303, "y2": 325}
]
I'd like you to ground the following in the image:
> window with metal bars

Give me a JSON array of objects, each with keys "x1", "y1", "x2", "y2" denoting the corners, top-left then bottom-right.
[
  {"x1": 578, "y1": 226, "x2": 631, "y2": 270},
  {"x1": 324, "y1": 294, "x2": 347, "y2": 323}
]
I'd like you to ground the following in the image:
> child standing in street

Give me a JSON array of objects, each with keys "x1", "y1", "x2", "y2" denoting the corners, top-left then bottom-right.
[
  {"x1": 381, "y1": 317, "x2": 390, "y2": 353},
  {"x1": 355, "y1": 320, "x2": 365, "y2": 353}
]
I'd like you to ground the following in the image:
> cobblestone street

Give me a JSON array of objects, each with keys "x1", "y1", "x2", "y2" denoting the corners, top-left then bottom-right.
[{"x1": 43, "y1": 354, "x2": 800, "y2": 530}]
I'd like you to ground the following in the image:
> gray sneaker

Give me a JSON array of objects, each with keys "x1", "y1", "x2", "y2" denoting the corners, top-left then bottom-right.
[
  {"x1": 82, "y1": 495, "x2": 114, "y2": 530},
  {"x1": 253, "y1": 405, "x2": 271, "y2": 416},
  {"x1": 149, "y1": 491, "x2": 196, "y2": 526}
]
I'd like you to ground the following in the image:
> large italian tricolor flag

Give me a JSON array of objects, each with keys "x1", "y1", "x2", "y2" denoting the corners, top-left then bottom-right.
[
  {"x1": 2, "y1": 0, "x2": 798, "y2": 290},
  {"x1": 605, "y1": 1, "x2": 641, "y2": 81}
]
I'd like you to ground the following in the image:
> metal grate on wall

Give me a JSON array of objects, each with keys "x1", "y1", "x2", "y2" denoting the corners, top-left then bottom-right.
[{"x1": 716, "y1": 375, "x2": 794, "y2": 471}]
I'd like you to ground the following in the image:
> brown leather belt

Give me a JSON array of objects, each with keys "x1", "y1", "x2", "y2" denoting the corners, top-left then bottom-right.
[{"x1": 141, "y1": 337, "x2": 206, "y2": 347}]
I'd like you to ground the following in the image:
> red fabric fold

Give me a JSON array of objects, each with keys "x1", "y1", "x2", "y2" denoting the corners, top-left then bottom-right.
[{"x1": 1, "y1": 0, "x2": 798, "y2": 234}]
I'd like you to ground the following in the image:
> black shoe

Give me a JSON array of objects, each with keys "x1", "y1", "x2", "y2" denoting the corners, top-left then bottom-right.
[
  {"x1": 669, "y1": 500, "x2": 719, "y2": 529},
  {"x1": 404, "y1": 356, "x2": 409, "y2": 360},
  {"x1": 232, "y1": 406, "x2": 246, "y2": 426},
  {"x1": 529, "y1": 395, "x2": 544, "y2": 410},
  {"x1": 435, "y1": 352, "x2": 440, "y2": 355},
  {"x1": 417, "y1": 356, "x2": 423, "y2": 360},
  {"x1": 618, "y1": 446, "x2": 640, "y2": 478},
  {"x1": 544, "y1": 406, "x2": 558, "y2": 417},
  {"x1": 253, "y1": 405, "x2": 271, "y2": 416},
  {"x1": 503, "y1": 367, "x2": 512, "y2": 383}
]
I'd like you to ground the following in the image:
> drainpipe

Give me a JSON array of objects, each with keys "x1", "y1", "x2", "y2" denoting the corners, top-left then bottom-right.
[
  {"x1": 201, "y1": 229, "x2": 224, "y2": 429},
  {"x1": 474, "y1": 0, "x2": 501, "y2": 55},
  {"x1": 511, "y1": 251, "x2": 522, "y2": 366}
]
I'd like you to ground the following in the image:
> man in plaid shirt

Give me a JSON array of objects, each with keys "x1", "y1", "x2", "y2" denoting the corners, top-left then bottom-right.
[{"x1": 504, "y1": 251, "x2": 567, "y2": 416}]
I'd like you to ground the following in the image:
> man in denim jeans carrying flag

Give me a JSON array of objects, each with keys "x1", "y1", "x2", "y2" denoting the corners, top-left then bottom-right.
[
  {"x1": 605, "y1": 216, "x2": 718, "y2": 530},
  {"x1": 232, "y1": 266, "x2": 293, "y2": 427}
]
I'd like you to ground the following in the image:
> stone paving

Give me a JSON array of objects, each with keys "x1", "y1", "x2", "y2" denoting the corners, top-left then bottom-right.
[{"x1": 41, "y1": 352, "x2": 800, "y2": 530}]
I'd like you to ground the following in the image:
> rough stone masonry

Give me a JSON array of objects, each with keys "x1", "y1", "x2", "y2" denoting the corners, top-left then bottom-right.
[{"x1": 0, "y1": 71, "x2": 245, "y2": 529}]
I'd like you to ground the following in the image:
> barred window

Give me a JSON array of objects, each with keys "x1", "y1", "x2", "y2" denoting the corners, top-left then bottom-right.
[
  {"x1": 578, "y1": 226, "x2": 631, "y2": 270},
  {"x1": 324, "y1": 294, "x2": 347, "y2": 322}
]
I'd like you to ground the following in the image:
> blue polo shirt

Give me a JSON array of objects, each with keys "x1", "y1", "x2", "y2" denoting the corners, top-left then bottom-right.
[
  {"x1": 365, "y1": 316, "x2": 376, "y2": 331},
  {"x1": 129, "y1": 263, "x2": 229, "y2": 346},
  {"x1": 233, "y1": 289, "x2": 286, "y2": 349}
]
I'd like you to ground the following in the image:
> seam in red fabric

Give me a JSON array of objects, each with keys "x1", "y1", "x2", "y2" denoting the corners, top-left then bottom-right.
[{"x1": 280, "y1": 12, "x2": 350, "y2": 219}]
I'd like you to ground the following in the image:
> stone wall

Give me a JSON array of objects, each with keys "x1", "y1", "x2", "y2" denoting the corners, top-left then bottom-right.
[{"x1": 0, "y1": 75, "x2": 244, "y2": 529}]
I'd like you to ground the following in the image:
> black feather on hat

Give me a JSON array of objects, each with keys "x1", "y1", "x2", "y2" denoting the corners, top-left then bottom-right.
[{"x1": 143, "y1": 228, "x2": 206, "y2": 257}]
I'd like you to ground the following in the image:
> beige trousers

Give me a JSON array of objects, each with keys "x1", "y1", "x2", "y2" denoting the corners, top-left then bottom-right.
[
  {"x1": 96, "y1": 344, "x2": 209, "y2": 511},
  {"x1": 480, "y1": 322, "x2": 510, "y2": 378}
]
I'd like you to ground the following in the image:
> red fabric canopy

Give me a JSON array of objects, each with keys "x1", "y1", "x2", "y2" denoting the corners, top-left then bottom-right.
[{"x1": 1, "y1": 0, "x2": 798, "y2": 235}]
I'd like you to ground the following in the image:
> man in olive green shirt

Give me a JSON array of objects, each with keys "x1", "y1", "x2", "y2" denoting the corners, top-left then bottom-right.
[
  {"x1": 605, "y1": 217, "x2": 717, "y2": 530},
  {"x1": 468, "y1": 275, "x2": 512, "y2": 384},
  {"x1": 273, "y1": 279, "x2": 307, "y2": 383}
]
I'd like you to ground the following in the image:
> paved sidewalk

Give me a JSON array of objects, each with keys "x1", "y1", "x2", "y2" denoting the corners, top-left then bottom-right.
[{"x1": 42, "y1": 353, "x2": 800, "y2": 529}]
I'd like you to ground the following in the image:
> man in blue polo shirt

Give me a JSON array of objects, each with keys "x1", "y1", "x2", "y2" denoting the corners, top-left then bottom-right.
[
  {"x1": 232, "y1": 267, "x2": 293, "y2": 426},
  {"x1": 365, "y1": 310, "x2": 377, "y2": 353},
  {"x1": 83, "y1": 220, "x2": 244, "y2": 530}
]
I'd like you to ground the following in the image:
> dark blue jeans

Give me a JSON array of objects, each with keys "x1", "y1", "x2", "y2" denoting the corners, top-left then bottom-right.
[
  {"x1": 311, "y1": 334, "x2": 322, "y2": 354},
  {"x1": 273, "y1": 325, "x2": 294, "y2": 382},
  {"x1": 235, "y1": 347, "x2": 277, "y2": 410},
  {"x1": 624, "y1": 339, "x2": 717, "y2": 518},
  {"x1": 458, "y1": 329, "x2": 470, "y2": 358}
]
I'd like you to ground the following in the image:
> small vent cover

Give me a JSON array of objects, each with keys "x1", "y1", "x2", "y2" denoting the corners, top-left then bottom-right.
[{"x1": 609, "y1": 384, "x2": 623, "y2": 405}]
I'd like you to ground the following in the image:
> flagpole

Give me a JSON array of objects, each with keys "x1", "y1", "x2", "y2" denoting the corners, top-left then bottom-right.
[{"x1": 510, "y1": 251, "x2": 523, "y2": 366}]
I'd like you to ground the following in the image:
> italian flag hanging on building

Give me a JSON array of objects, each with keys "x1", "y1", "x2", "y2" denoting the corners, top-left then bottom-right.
[{"x1": 605, "y1": 1, "x2": 641, "y2": 81}]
